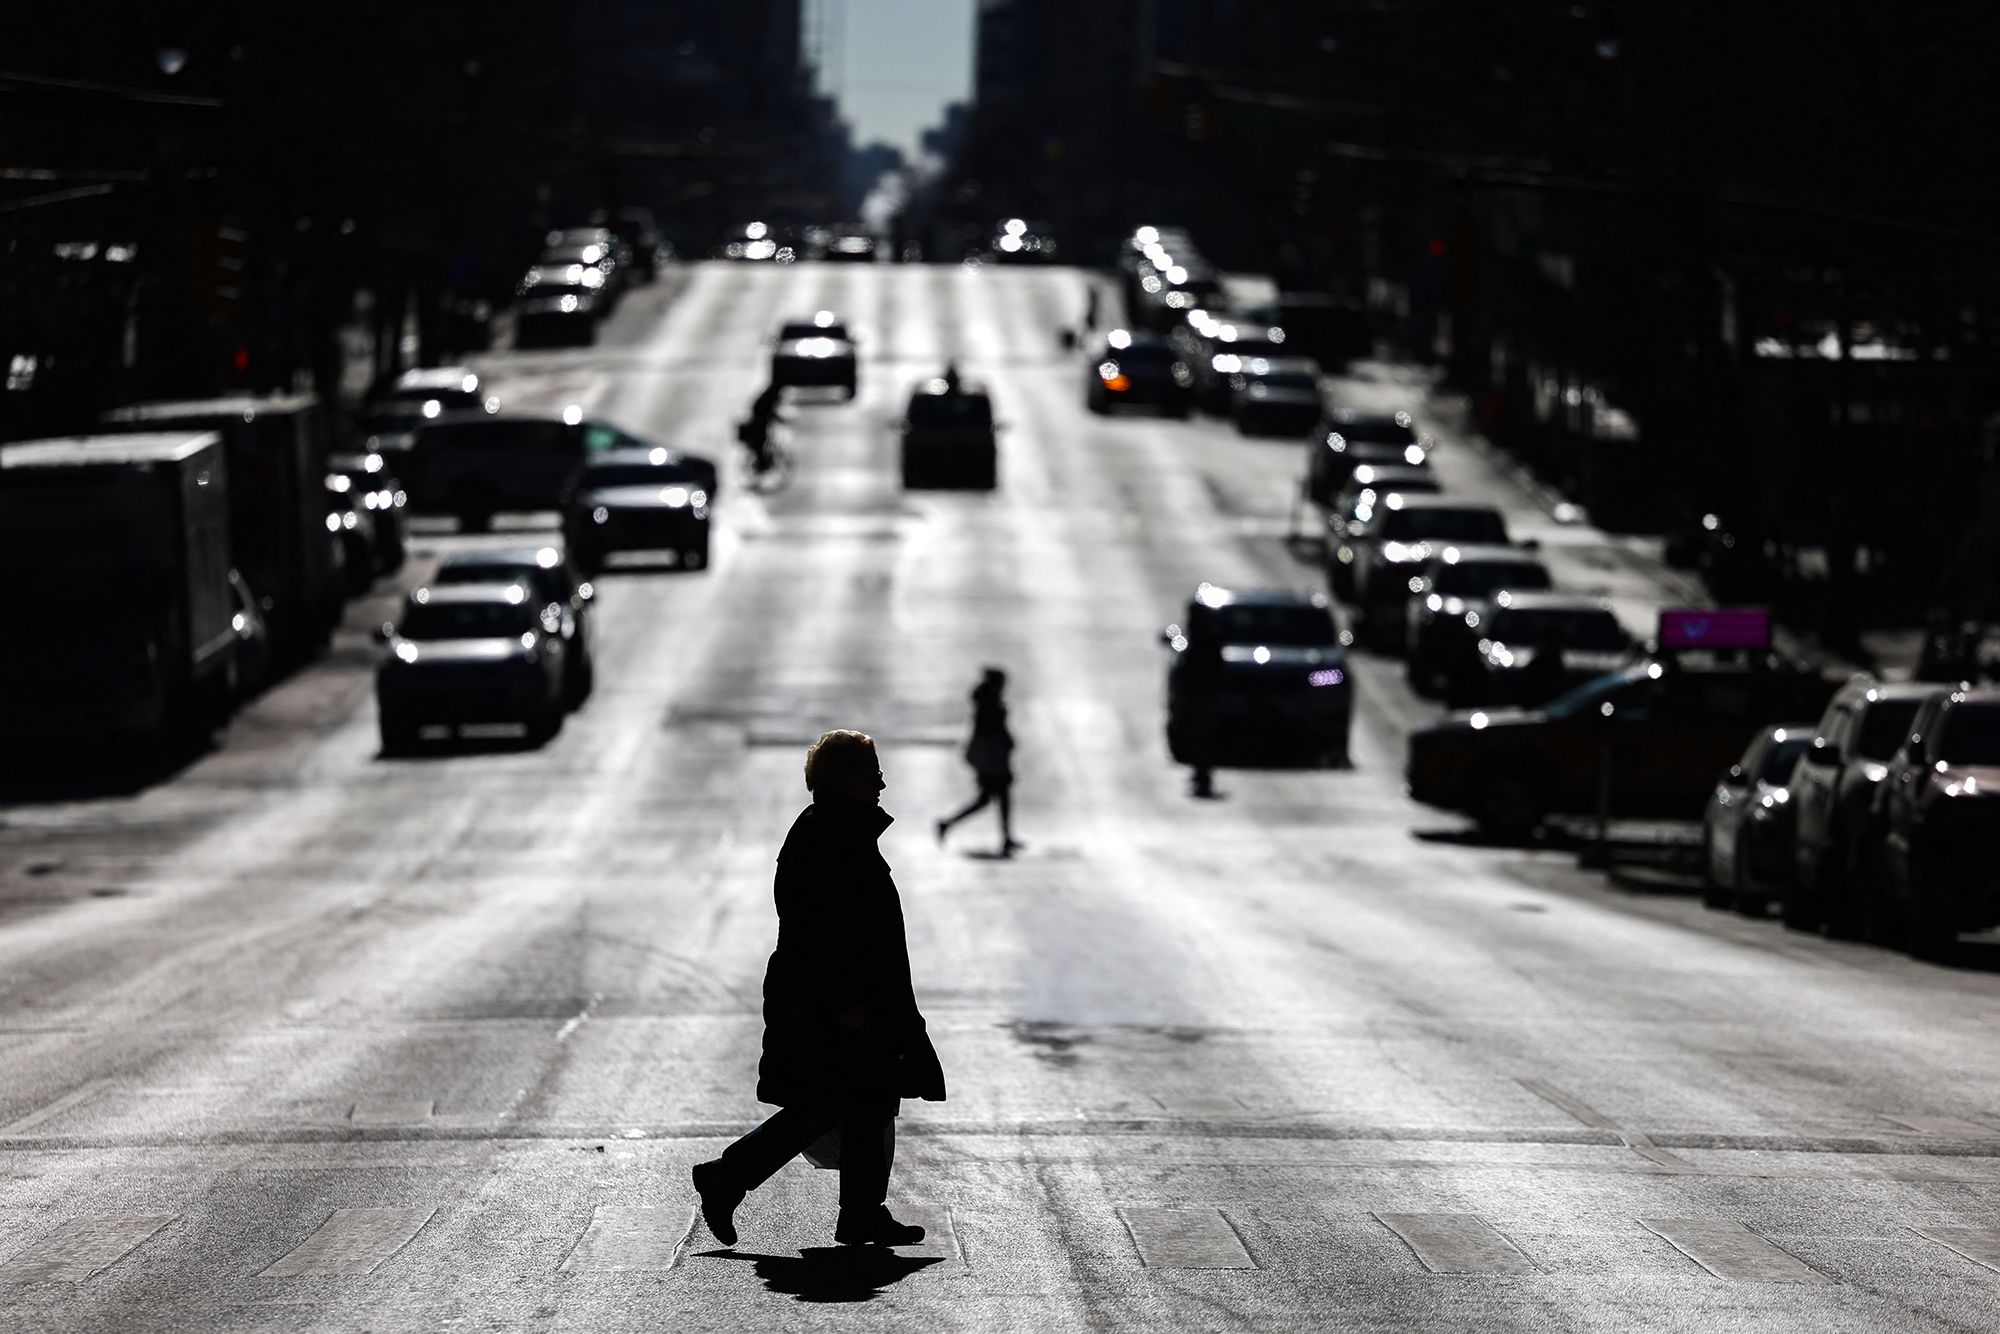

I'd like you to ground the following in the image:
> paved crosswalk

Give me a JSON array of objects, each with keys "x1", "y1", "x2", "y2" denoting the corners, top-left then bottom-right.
[{"x1": 5, "y1": 1201, "x2": 1996, "y2": 1287}]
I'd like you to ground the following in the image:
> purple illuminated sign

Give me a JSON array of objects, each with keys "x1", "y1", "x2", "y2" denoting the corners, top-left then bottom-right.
[{"x1": 1658, "y1": 608, "x2": 1770, "y2": 651}]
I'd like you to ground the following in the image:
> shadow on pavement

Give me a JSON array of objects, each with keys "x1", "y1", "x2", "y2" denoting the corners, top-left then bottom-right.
[
  {"x1": 0, "y1": 737, "x2": 212, "y2": 805},
  {"x1": 1411, "y1": 825, "x2": 1585, "y2": 854},
  {"x1": 694, "y1": 1247, "x2": 940, "y2": 1304}
]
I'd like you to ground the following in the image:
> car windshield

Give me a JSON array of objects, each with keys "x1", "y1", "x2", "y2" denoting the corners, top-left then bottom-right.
[
  {"x1": 1542, "y1": 664, "x2": 1649, "y2": 719},
  {"x1": 1219, "y1": 338, "x2": 1285, "y2": 358},
  {"x1": 1381, "y1": 508, "x2": 1507, "y2": 543},
  {"x1": 522, "y1": 281, "x2": 590, "y2": 299},
  {"x1": 435, "y1": 563, "x2": 561, "y2": 602},
  {"x1": 1432, "y1": 561, "x2": 1550, "y2": 596},
  {"x1": 1488, "y1": 608, "x2": 1627, "y2": 651},
  {"x1": 420, "y1": 421, "x2": 570, "y2": 452},
  {"x1": 1937, "y1": 702, "x2": 2000, "y2": 765},
  {"x1": 1112, "y1": 344, "x2": 1176, "y2": 366},
  {"x1": 1760, "y1": 734, "x2": 1812, "y2": 783},
  {"x1": 581, "y1": 464, "x2": 702, "y2": 488},
  {"x1": 1333, "y1": 416, "x2": 1415, "y2": 443},
  {"x1": 781, "y1": 322, "x2": 846, "y2": 340},
  {"x1": 400, "y1": 600, "x2": 535, "y2": 639},
  {"x1": 1856, "y1": 698, "x2": 1922, "y2": 760},
  {"x1": 1214, "y1": 604, "x2": 1337, "y2": 647}
]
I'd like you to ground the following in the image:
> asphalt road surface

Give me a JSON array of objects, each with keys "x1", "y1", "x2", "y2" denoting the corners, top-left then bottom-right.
[{"x1": 4, "y1": 263, "x2": 2000, "y2": 1333}]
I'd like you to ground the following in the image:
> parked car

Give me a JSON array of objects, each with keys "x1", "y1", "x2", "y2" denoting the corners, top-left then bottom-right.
[
  {"x1": 1304, "y1": 409, "x2": 1428, "y2": 506},
  {"x1": 717, "y1": 220, "x2": 794, "y2": 263},
  {"x1": 1783, "y1": 678, "x2": 1933, "y2": 933},
  {"x1": 1337, "y1": 496, "x2": 1511, "y2": 636},
  {"x1": 1864, "y1": 686, "x2": 2000, "y2": 959},
  {"x1": 1406, "y1": 658, "x2": 1835, "y2": 836},
  {"x1": 1230, "y1": 357, "x2": 1325, "y2": 438},
  {"x1": 327, "y1": 451, "x2": 406, "y2": 574},
  {"x1": 987, "y1": 217, "x2": 1059, "y2": 262},
  {"x1": 602, "y1": 207, "x2": 667, "y2": 280},
  {"x1": 817, "y1": 229, "x2": 881, "y2": 263},
  {"x1": 559, "y1": 447, "x2": 713, "y2": 572},
  {"x1": 1164, "y1": 584, "x2": 1353, "y2": 768},
  {"x1": 1451, "y1": 594, "x2": 1635, "y2": 708},
  {"x1": 324, "y1": 475, "x2": 375, "y2": 594},
  {"x1": 771, "y1": 311, "x2": 857, "y2": 397},
  {"x1": 1085, "y1": 330, "x2": 1192, "y2": 415},
  {"x1": 375, "y1": 583, "x2": 570, "y2": 751},
  {"x1": 432, "y1": 546, "x2": 595, "y2": 705},
  {"x1": 541, "y1": 230, "x2": 626, "y2": 306},
  {"x1": 1702, "y1": 723, "x2": 1816, "y2": 912},
  {"x1": 900, "y1": 379, "x2": 998, "y2": 489},
  {"x1": 1404, "y1": 545, "x2": 1554, "y2": 697}
]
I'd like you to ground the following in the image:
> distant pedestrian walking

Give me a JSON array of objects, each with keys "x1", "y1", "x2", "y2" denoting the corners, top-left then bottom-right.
[
  {"x1": 692, "y1": 730, "x2": 946, "y2": 1249},
  {"x1": 936, "y1": 668, "x2": 1020, "y2": 855}
]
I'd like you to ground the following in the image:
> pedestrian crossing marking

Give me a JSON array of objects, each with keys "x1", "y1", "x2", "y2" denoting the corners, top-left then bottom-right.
[
  {"x1": 349, "y1": 1098, "x2": 435, "y2": 1126},
  {"x1": 1120, "y1": 1207, "x2": 1256, "y2": 1269},
  {"x1": 893, "y1": 1203, "x2": 962, "y2": 1265},
  {"x1": 1886, "y1": 1115, "x2": 1999, "y2": 1138},
  {"x1": 1640, "y1": 1218, "x2": 1831, "y2": 1283},
  {"x1": 1915, "y1": 1227, "x2": 2000, "y2": 1274},
  {"x1": 0, "y1": 1079, "x2": 112, "y2": 1137},
  {"x1": 261, "y1": 1207, "x2": 435, "y2": 1277},
  {"x1": 0, "y1": 1214, "x2": 176, "y2": 1283},
  {"x1": 560, "y1": 1205, "x2": 695, "y2": 1273},
  {"x1": 1376, "y1": 1213, "x2": 1536, "y2": 1275}
]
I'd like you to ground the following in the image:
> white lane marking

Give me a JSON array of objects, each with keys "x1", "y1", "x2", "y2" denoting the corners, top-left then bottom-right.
[
  {"x1": 1886, "y1": 1115, "x2": 1999, "y2": 1138},
  {"x1": 1640, "y1": 1218, "x2": 1831, "y2": 1283},
  {"x1": 260, "y1": 1207, "x2": 436, "y2": 1277},
  {"x1": 1375, "y1": 1213, "x2": 1537, "y2": 1275},
  {"x1": 555, "y1": 991, "x2": 604, "y2": 1045},
  {"x1": 1915, "y1": 1227, "x2": 2000, "y2": 1273},
  {"x1": 1516, "y1": 1077, "x2": 1694, "y2": 1169},
  {"x1": 0, "y1": 1079, "x2": 112, "y2": 1137},
  {"x1": 1119, "y1": 1207, "x2": 1256, "y2": 1269},
  {"x1": 560, "y1": 1205, "x2": 695, "y2": 1273},
  {"x1": 0, "y1": 1214, "x2": 176, "y2": 1283},
  {"x1": 349, "y1": 1099, "x2": 434, "y2": 1126},
  {"x1": 893, "y1": 1203, "x2": 961, "y2": 1265}
]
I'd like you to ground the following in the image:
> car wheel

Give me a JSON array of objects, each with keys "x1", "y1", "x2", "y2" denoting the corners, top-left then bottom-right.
[
  {"x1": 1700, "y1": 831, "x2": 1734, "y2": 909},
  {"x1": 378, "y1": 714, "x2": 419, "y2": 755},
  {"x1": 526, "y1": 704, "x2": 561, "y2": 744},
  {"x1": 842, "y1": 381, "x2": 858, "y2": 402},
  {"x1": 1778, "y1": 879, "x2": 1821, "y2": 931}
]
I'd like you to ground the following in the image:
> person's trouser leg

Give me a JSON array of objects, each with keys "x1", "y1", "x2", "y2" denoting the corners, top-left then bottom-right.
[
  {"x1": 941, "y1": 789, "x2": 991, "y2": 831},
  {"x1": 836, "y1": 1105, "x2": 896, "y2": 1212},
  {"x1": 997, "y1": 784, "x2": 1014, "y2": 843},
  {"x1": 717, "y1": 1103, "x2": 837, "y2": 1192}
]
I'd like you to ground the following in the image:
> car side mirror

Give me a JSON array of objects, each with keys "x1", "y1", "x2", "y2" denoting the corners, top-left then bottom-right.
[{"x1": 373, "y1": 621, "x2": 394, "y2": 644}]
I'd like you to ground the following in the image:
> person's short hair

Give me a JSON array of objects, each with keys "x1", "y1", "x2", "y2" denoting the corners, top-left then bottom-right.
[{"x1": 804, "y1": 729, "x2": 876, "y2": 791}]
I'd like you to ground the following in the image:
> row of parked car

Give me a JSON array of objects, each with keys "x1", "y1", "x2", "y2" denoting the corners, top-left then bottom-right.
[
  {"x1": 1703, "y1": 677, "x2": 2000, "y2": 959},
  {"x1": 514, "y1": 213, "x2": 672, "y2": 349}
]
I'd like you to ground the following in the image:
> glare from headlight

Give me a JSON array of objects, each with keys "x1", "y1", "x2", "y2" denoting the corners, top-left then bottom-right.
[
  {"x1": 592, "y1": 506, "x2": 610, "y2": 524},
  {"x1": 394, "y1": 641, "x2": 419, "y2": 663}
]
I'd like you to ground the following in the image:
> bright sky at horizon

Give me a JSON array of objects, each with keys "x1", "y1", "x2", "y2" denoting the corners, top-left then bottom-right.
[{"x1": 832, "y1": 0, "x2": 975, "y2": 159}]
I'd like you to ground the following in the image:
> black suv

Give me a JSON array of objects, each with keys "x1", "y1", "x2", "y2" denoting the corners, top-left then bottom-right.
[
  {"x1": 1404, "y1": 545, "x2": 1552, "y2": 697},
  {"x1": 1164, "y1": 585, "x2": 1354, "y2": 768},
  {"x1": 433, "y1": 546, "x2": 596, "y2": 705}
]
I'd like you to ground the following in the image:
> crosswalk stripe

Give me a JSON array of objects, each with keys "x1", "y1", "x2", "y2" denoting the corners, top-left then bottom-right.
[
  {"x1": 260, "y1": 1207, "x2": 435, "y2": 1278},
  {"x1": 560, "y1": 1205, "x2": 695, "y2": 1273},
  {"x1": 1887, "y1": 1115, "x2": 1998, "y2": 1138},
  {"x1": 1641, "y1": 1218, "x2": 1830, "y2": 1283},
  {"x1": 1915, "y1": 1227, "x2": 2000, "y2": 1273},
  {"x1": 0, "y1": 1214, "x2": 176, "y2": 1283},
  {"x1": 1120, "y1": 1207, "x2": 1257, "y2": 1269},
  {"x1": 349, "y1": 1099, "x2": 435, "y2": 1126},
  {"x1": 1376, "y1": 1213, "x2": 1537, "y2": 1274},
  {"x1": 893, "y1": 1203, "x2": 961, "y2": 1265}
]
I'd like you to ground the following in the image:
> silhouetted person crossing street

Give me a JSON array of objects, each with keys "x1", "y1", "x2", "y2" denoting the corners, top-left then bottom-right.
[
  {"x1": 693, "y1": 730, "x2": 946, "y2": 1248},
  {"x1": 936, "y1": 668, "x2": 1021, "y2": 855}
]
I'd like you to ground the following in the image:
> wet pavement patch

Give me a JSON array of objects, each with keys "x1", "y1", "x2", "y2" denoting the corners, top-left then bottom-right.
[{"x1": 1003, "y1": 1019, "x2": 1090, "y2": 1067}]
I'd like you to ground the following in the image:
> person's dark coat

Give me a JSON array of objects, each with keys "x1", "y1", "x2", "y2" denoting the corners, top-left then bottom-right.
[
  {"x1": 964, "y1": 681, "x2": 1014, "y2": 779},
  {"x1": 756, "y1": 801, "x2": 947, "y2": 1109}
]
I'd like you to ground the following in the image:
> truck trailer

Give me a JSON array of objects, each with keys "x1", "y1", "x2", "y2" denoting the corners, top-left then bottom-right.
[{"x1": 0, "y1": 432, "x2": 239, "y2": 744}]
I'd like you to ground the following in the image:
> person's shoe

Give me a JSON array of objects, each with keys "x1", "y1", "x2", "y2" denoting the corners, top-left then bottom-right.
[
  {"x1": 935, "y1": 819, "x2": 949, "y2": 847},
  {"x1": 834, "y1": 1206, "x2": 926, "y2": 1247},
  {"x1": 692, "y1": 1160, "x2": 743, "y2": 1247},
  {"x1": 1002, "y1": 838, "x2": 1025, "y2": 854}
]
